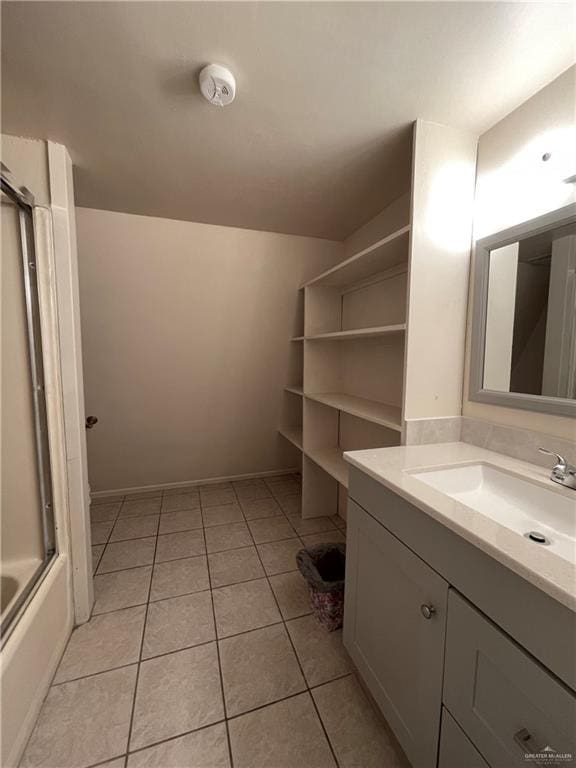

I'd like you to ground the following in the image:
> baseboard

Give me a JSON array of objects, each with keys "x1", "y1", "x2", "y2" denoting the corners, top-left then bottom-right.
[{"x1": 90, "y1": 467, "x2": 300, "y2": 499}]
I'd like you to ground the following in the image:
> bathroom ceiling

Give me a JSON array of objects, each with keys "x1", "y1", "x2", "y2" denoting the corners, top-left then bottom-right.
[{"x1": 1, "y1": 2, "x2": 574, "y2": 240}]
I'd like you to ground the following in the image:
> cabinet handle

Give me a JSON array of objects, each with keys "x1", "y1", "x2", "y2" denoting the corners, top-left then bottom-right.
[
  {"x1": 420, "y1": 604, "x2": 436, "y2": 620},
  {"x1": 513, "y1": 728, "x2": 546, "y2": 766}
]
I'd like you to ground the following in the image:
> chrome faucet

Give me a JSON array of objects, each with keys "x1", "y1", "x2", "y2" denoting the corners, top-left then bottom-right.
[{"x1": 538, "y1": 448, "x2": 576, "y2": 490}]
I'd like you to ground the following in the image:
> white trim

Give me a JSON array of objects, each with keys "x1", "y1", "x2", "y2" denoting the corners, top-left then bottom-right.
[
  {"x1": 47, "y1": 142, "x2": 92, "y2": 624},
  {"x1": 90, "y1": 467, "x2": 300, "y2": 499}
]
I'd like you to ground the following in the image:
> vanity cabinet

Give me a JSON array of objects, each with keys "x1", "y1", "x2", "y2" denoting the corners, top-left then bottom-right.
[
  {"x1": 343, "y1": 499, "x2": 448, "y2": 768},
  {"x1": 438, "y1": 709, "x2": 489, "y2": 768},
  {"x1": 344, "y1": 470, "x2": 576, "y2": 768},
  {"x1": 444, "y1": 591, "x2": 576, "y2": 768}
]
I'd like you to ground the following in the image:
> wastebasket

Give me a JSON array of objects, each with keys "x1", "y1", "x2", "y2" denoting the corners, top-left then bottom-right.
[{"x1": 296, "y1": 543, "x2": 346, "y2": 631}]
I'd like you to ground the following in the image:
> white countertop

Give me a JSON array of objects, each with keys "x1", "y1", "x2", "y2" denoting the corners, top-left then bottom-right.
[{"x1": 344, "y1": 442, "x2": 576, "y2": 612}]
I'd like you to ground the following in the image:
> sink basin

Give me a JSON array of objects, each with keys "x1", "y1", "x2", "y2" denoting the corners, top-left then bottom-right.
[{"x1": 410, "y1": 463, "x2": 576, "y2": 563}]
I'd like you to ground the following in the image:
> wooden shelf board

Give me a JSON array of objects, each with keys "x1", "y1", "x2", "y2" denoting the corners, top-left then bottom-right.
[
  {"x1": 291, "y1": 336, "x2": 305, "y2": 342},
  {"x1": 278, "y1": 426, "x2": 303, "y2": 450},
  {"x1": 284, "y1": 385, "x2": 304, "y2": 396},
  {"x1": 306, "y1": 324, "x2": 406, "y2": 342},
  {"x1": 305, "y1": 392, "x2": 402, "y2": 432},
  {"x1": 305, "y1": 447, "x2": 349, "y2": 488},
  {"x1": 302, "y1": 225, "x2": 410, "y2": 288}
]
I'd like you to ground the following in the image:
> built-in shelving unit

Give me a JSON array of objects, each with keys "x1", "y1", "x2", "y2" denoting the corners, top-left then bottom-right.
[
  {"x1": 279, "y1": 120, "x2": 477, "y2": 520},
  {"x1": 303, "y1": 225, "x2": 410, "y2": 289},
  {"x1": 305, "y1": 393, "x2": 402, "y2": 432},
  {"x1": 278, "y1": 426, "x2": 303, "y2": 450},
  {"x1": 284, "y1": 385, "x2": 304, "y2": 396},
  {"x1": 305, "y1": 324, "x2": 406, "y2": 342},
  {"x1": 305, "y1": 447, "x2": 348, "y2": 488}
]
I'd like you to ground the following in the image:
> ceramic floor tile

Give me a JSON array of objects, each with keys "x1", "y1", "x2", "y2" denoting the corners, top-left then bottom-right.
[
  {"x1": 286, "y1": 615, "x2": 351, "y2": 686},
  {"x1": 158, "y1": 508, "x2": 203, "y2": 534},
  {"x1": 91, "y1": 520, "x2": 114, "y2": 545},
  {"x1": 163, "y1": 484, "x2": 200, "y2": 496},
  {"x1": 228, "y1": 693, "x2": 336, "y2": 768},
  {"x1": 130, "y1": 644, "x2": 224, "y2": 750},
  {"x1": 198, "y1": 481, "x2": 232, "y2": 491},
  {"x1": 20, "y1": 666, "x2": 137, "y2": 768},
  {"x1": 54, "y1": 606, "x2": 146, "y2": 683},
  {"x1": 275, "y1": 494, "x2": 302, "y2": 515},
  {"x1": 92, "y1": 545, "x2": 105, "y2": 574},
  {"x1": 119, "y1": 497, "x2": 162, "y2": 518},
  {"x1": 219, "y1": 624, "x2": 305, "y2": 717},
  {"x1": 287, "y1": 513, "x2": 337, "y2": 536},
  {"x1": 127, "y1": 723, "x2": 230, "y2": 768},
  {"x1": 232, "y1": 478, "x2": 267, "y2": 489},
  {"x1": 155, "y1": 530, "x2": 206, "y2": 562},
  {"x1": 93, "y1": 566, "x2": 152, "y2": 615},
  {"x1": 200, "y1": 488, "x2": 236, "y2": 507},
  {"x1": 91, "y1": 495, "x2": 124, "y2": 506},
  {"x1": 142, "y1": 591, "x2": 215, "y2": 659},
  {"x1": 247, "y1": 516, "x2": 295, "y2": 544},
  {"x1": 202, "y1": 503, "x2": 244, "y2": 528},
  {"x1": 257, "y1": 538, "x2": 303, "y2": 576},
  {"x1": 266, "y1": 480, "x2": 302, "y2": 497},
  {"x1": 269, "y1": 571, "x2": 312, "y2": 619},
  {"x1": 313, "y1": 675, "x2": 409, "y2": 768},
  {"x1": 98, "y1": 538, "x2": 156, "y2": 573},
  {"x1": 150, "y1": 555, "x2": 209, "y2": 601},
  {"x1": 208, "y1": 546, "x2": 265, "y2": 588},
  {"x1": 205, "y1": 522, "x2": 253, "y2": 553},
  {"x1": 212, "y1": 578, "x2": 281, "y2": 638},
  {"x1": 240, "y1": 497, "x2": 282, "y2": 520},
  {"x1": 301, "y1": 530, "x2": 345, "y2": 547},
  {"x1": 110, "y1": 514, "x2": 159, "y2": 542},
  {"x1": 90, "y1": 502, "x2": 122, "y2": 523},
  {"x1": 124, "y1": 490, "x2": 162, "y2": 500},
  {"x1": 330, "y1": 514, "x2": 347, "y2": 530},
  {"x1": 234, "y1": 484, "x2": 272, "y2": 502},
  {"x1": 161, "y1": 492, "x2": 200, "y2": 512}
]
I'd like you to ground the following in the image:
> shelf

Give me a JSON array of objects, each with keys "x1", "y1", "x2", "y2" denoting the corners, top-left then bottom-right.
[
  {"x1": 291, "y1": 336, "x2": 305, "y2": 341},
  {"x1": 302, "y1": 225, "x2": 410, "y2": 289},
  {"x1": 278, "y1": 426, "x2": 303, "y2": 450},
  {"x1": 305, "y1": 392, "x2": 402, "y2": 432},
  {"x1": 305, "y1": 448, "x2": 348, "y2": 488},
  {"x1": 305, "y1": 324, "x2": 406, "y2": 342},
  {"x1": 284, "y1": 385, "x2": 304, "y2": 396}
]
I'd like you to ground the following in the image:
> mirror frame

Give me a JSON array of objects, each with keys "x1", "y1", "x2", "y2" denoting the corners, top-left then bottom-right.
[{"x1": 469, "y1": 202, "x2": 576, "y2": 418}]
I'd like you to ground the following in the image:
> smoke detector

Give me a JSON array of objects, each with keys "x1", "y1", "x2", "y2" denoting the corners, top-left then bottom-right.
[{"x1": 199, "y1": 64, "x2": 236, "y2": 107}]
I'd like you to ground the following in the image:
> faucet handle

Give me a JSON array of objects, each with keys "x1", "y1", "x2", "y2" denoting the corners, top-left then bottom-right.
[{"x1": 538, "y1": 448, "x2": 567, "y2": 470}]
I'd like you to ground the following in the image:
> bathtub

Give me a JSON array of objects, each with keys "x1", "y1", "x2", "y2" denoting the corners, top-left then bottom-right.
[{"x1": 0, "y1": 557, "x2": 48, "y2": 643}]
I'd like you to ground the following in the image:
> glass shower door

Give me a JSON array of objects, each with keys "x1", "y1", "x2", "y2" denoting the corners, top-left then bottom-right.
[{"x1": 1, "y1": 172, "x2": 57, "y2": 642}]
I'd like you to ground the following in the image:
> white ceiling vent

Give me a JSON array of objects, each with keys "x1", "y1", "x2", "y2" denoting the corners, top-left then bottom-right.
[{"x1": 199, "y1": 64, "x2": 236, "y2": 107}]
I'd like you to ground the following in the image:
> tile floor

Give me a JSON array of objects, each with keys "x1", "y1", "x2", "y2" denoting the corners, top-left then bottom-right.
[{"x1": 20, "y1": 474, "x2": 408, "y2": 768}]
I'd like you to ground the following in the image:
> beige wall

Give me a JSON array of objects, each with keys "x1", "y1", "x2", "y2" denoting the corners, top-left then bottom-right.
[
  {"x1": 76, "y1": 208, "x2": 342, "y2": 491},
  {"x1": 464, "y1": 66, "x2": 576, "y2": 440}
]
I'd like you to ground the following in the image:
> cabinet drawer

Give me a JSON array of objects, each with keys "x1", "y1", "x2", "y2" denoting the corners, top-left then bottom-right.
[
  {"x1": 439, "y1": 708, "x2": 489, "y2": 768},
  {"x1": 444, "y1": 590, "x2": 576, "y2": 768}
]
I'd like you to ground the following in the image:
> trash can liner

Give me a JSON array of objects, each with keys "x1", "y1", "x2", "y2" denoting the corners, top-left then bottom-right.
[
  {"x1": 296, "y1": 543, "x2": 346, "y2": 631},
  {"x1": 296, "y1": 544, "x2": 346, "y2": 592}
]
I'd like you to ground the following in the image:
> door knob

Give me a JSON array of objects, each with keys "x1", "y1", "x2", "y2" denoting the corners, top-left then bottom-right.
[
  {"x1": 420, "y1": 604, "x2": 436, "y2": 620},
  {"x1": 85, "y1": 416, "x2": 98, "y2": 429}
]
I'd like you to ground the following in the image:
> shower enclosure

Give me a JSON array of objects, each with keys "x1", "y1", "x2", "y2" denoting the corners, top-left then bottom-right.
[{"x1": 1, "y1": 169, "x2": 57, "y2": 642}]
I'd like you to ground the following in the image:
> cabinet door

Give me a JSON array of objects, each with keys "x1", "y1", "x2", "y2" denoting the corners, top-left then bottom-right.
[
  {"x1": 444, "y1": 590, "x2": 576, "y2": 768},
  {"x1": 439, "y1": 708, "x2": 489, "y2": 768},
  {"x1": 343, "y1": 499, "x2": 449, "y2": 768}
]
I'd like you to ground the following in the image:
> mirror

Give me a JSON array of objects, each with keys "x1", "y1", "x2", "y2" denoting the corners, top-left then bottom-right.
[{"x1": 470, "y1": 203, "x2": 576, "y2": 417}]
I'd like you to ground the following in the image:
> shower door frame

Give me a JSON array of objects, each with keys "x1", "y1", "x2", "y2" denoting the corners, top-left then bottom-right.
[{"x1": 1, "y1": 170, "x2": 57, "y2": 641}]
